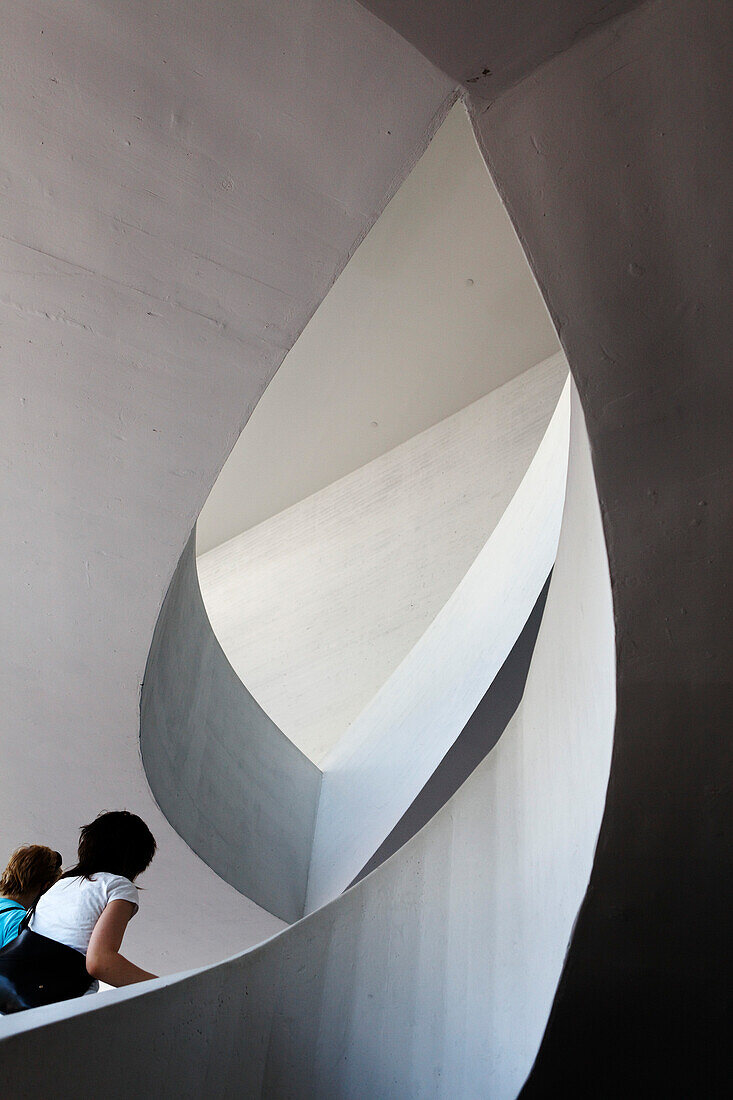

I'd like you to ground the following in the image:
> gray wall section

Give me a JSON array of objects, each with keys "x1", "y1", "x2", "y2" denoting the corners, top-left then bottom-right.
[
  {"x1": 351, "y1": 572, "x2": 551, "y2": 886},
  {"x1": 141, "y1": 532, "x2": 321, "y2": 924},
  {"x1": 466, "y1": 1, "x2": 732, "y2": 1093}
]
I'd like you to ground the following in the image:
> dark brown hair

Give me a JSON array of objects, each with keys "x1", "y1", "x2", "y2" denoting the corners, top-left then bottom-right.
[
  {"x1": 0, "y1": 845, "x2": 62, "y2": 898},
  {"x1": 63, "y1": 810, "x2": 156, "y2": 883}
]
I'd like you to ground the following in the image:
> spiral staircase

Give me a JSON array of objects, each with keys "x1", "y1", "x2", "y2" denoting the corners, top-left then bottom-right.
[{"x1": 0, "y1": 1, "x2": 729, "y2": 1096}]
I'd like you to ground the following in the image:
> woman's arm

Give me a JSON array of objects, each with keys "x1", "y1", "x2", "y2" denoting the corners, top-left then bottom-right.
[{"x1": 85, "y1": 899, "x2": 158, "y2": 986}]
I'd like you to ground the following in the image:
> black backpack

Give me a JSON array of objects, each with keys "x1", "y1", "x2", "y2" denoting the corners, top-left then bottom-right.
[{"x1": 0, "y1": 905, "x2": 93, "y2": 1014}]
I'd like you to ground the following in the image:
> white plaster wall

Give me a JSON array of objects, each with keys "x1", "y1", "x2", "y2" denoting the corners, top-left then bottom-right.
[
  {"x1": 0, "y1": 0, "x2": 453, "y2": 973},
  {"x1": 198, "y1": 353, "x2": 567, "y2": 763},
  {"x1": 306, "y1": 376, "x2": 571, "y2": 909},
  {"x1": 195, "y1": 103, "x2": 560, "y2": 552},
  {"x1": 0, "y1": 383, "x2": 615, "y2": 1100}
]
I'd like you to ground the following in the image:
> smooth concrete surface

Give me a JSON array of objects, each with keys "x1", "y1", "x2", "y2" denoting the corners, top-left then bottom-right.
[
  {"x1": 198, "y1": 354, "x2": 567, "y2": 762},
  {"x1": 0, "y1": 0, "x2": 453, "y2": 974},
  {"x1": 196, "y1": 103, "x2": 560, "y2": 552},
  {"x1": 305, "y1": 380, "x2": 570, "y2": 912},
  {"x1": 151, "y1": 363, "x2": 565, "y2": 919},
  {"x1": 347, "y1": 1, "x2": 731, "y2": 1086},
  {"x1": 141, "y1": 533, "x2": 321, "y2": 924},
  {"x1": 352, "y1": 572, "x2": 552, "y2": 887},
  {"x1": 466, "y1": 2, "x2": 732, "y2": 1090},
  {"x1": 0, "y1": 384, "x2": 616, "y2": 1100}
]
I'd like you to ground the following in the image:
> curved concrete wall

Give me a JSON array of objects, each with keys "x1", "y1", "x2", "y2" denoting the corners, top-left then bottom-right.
[
  {"x1": 195, "y1": 102, "x2": 560, "y2": 553},
  {"x1": 347, "y1": 9, "x2": 731, "y2": 1086},
  {"x1": 198, "y1": 353, "x2": 567, "y2": 763},
  {"x1": 351, "y1": 571, "x2": 552, "y2": 887},
  {"x1": 162, "y1": 366, "x2": 567, "y2": 918},
  {"x1": 141, "y1": 532, "x2": 321, "y2": 924},
  {"x1": 3, "y1": 0, "x2": 726, "y2": 1091},
  {"x1": 464, "y1": 3, "x2": 732, "y2": 1090},
  {"x1": 0, "y1": 383, "x2": 615, "y2": 1100},
  {"x1": 0, "y1": 0, "x2": 453, "y2": 974},
  {"x1": 306, "y1": 379, "x2": 570, "y2": 910}
]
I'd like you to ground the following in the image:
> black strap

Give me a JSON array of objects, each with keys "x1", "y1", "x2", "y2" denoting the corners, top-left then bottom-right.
[{"x1": 20, "y1": 902, "x2": 35, "y2": 931}]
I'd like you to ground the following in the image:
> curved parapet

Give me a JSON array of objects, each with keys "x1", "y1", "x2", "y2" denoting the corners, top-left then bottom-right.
[
  {"x1": 305, "y1": 375, "x2": 571, "y2": 910},
  {"x1": 0, "y1": 383, "x2": 615, "y2": 1099},
  {"x1": 140, "y1": 532, "x2": 321, "y2": 924},
  {"x1": 350, "y1": 569, "x2": 553, "y2": 888}
]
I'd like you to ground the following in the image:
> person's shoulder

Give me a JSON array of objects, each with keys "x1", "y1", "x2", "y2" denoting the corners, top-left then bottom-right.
[
  {"x1": 40, "y1": 876, "x2": 75, "y2": 899},
  {"x1": 0, "y1": 905, "x2": 24, "y2": 948},
  {"x1": 0, "y1": 897, "x2": 25, "y2": 911},
  {"x1": 93, "y1": 872, "x2": 139, "y2": 907},
  {"x1": 0, "y1": 902, "x2": 25, "y2": 928},
  {"x1": 90, "y1": 871, "x2": 136, "y2": 890}
]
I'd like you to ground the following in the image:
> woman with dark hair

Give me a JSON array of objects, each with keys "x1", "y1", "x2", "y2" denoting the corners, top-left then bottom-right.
[
  {"x1": 0, "y1": 846, "x2": 62, "y2": 948},
  {"x1": 30, "y1": 810, "x2": 158, "y2": 991}
]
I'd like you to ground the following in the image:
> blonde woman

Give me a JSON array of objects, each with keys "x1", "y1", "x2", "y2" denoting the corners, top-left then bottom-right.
[{"x1": 0, "y1": 845, "x2": 62, "y2": 948}]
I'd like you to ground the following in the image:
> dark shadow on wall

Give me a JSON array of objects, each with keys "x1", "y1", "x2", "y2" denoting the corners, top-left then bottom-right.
[{"x1": 350, "y1": 572, "x2": 552, "y2": 887}]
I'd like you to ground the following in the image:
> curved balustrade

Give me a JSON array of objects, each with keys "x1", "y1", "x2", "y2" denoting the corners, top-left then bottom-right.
[
  {"x1": 0, "y1": 385, "x2": 615, "y2": 1100},
  {"x1": 306, "y1": 377, "x2": 571, "y2": 910}
]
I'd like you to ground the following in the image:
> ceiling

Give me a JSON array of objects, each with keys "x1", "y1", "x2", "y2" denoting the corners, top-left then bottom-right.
[{"x1": 196, "y1": 102, "x2": 559, "y2": 553}]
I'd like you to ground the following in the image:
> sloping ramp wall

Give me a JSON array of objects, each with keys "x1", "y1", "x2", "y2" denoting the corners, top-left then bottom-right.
[
  {"x1": 350, "y1": 569, "x2": 552, "y2": 887},
  {"x1": 142, "y1": 365, "x2": 567, "y2": 922}
]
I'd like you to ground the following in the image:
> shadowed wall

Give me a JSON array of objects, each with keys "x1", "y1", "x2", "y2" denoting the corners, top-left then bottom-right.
[
  {"x1": 141, "y1": 532, "x2": 321, "y2": 923},
  {"x1": 358, "y1": 0, "x2": 732, "y2": 1088},
  {"x1": 467, "y1": 2, "x2": 732, "y2": 1092}
]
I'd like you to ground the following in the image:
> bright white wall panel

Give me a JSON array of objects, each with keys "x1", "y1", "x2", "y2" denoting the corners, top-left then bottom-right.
[
  {"x1": 198, "y1": 353, "x2": 567, "y2": 763},
  {"x1": 306, "y1": 376, "x2": 571, "y2": 909},
  {"x1": 195, "y1": 103, "x2": 560, "y2": 552}
]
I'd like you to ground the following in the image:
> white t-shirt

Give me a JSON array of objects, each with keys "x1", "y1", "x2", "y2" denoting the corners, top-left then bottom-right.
[{"x1": 31, "y1": 872, "x2": 138, "y2": 956}]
